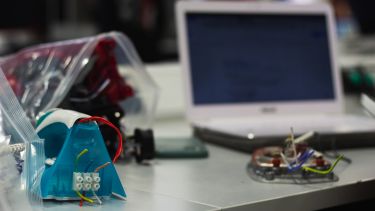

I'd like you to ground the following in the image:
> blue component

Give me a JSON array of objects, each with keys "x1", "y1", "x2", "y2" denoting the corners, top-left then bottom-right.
[
  {"x1": 37, "y1": 110, "x2": 126, "y2": 200},
  {"x1": 287, "y1": 150, "x2": 315, "y2": 173}
]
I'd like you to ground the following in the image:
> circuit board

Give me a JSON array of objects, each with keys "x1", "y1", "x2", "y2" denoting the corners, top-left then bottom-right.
[
  {"x1": 247, "y1": 131, "x2": 342, "y2": 184},
  {"x1": 247, "y1": 146, "x2": 338, "y2": 184}
]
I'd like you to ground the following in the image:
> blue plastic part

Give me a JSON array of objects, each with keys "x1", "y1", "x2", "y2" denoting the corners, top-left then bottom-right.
[{"x1": 37, "y1": 111, "x2": 126, "y2": 200}]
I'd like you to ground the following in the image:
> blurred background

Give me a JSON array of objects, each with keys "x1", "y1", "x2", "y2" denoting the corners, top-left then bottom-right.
[
  {"x1": 0, "y1": 0, "x2": 373, "y2": 63},
  {"x1": 0, "y1": 0, "x2": 177, "y2": 62}
]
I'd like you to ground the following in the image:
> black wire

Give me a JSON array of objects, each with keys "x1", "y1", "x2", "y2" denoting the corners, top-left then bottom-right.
[
  {"x1": 324, "y1": 137, "x2": 352, "y2": 164},
  {"x1": 324, "y1": 151, "x2": 352, "y2": 164},
  {"x1": 311, "y1": 133, "x2": 352, "y2": 164}
]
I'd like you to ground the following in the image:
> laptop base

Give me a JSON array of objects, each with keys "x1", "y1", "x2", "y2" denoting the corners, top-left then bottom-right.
[{"x1": 194, "y1": 127, "x2": 375, "y2": 153}]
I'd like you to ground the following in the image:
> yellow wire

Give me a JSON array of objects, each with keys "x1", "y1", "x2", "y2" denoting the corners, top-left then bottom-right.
[
  {"x1": 74, "y1": 148, "x2": 93, "y2": 204},
  {"x1": 302, "y1": 155, "x2": 343, "y2": 175},
  {"x1": 75, "y1": 191, "x2": 94, "y2": 203},
  {"x1": 76, "y1": 149, "x2": 89, "y2": 162},
  {"x1": 75, "y1": 148, "x2": 88, "y2": 172}
]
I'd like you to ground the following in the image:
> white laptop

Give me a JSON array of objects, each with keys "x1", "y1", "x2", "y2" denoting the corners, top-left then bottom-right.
[{"x1": 176, "y1": 1, "x2": 375, "y2": 150}]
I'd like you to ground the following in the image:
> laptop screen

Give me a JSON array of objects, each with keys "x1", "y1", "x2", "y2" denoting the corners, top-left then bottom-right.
[{"x1": 186, "y1": 13, "x2": 335, "y2": 105}]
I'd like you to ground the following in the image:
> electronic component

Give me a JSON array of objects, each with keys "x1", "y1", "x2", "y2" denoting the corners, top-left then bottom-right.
[
  {"x1": 36, "y1": 109, "x2": 126, "y2": 202},
  {"x1": 58, "y1": 38, "x2": 156, "y2": 162},
  {"x1": 342, "y1": 66, "x2": 375, "y2": 97},
  {"x1": 1, "y1": 33, "x2": 158, "y2": 164},
  {"x1": 247, "y1": 129, "x2": 343, "y2": 184},
  {"x1": 127, "y1": 128, "x2": 155, "y2": 163}
]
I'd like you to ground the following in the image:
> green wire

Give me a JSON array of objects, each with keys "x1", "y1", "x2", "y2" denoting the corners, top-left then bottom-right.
[
  {"x1": 75, "y1": 148, "x2": 88, "y2": 172},
  {"x1": 75, "y1": 190, "x2": 94, "y2": 203},
  {"x1": 302, "y1": 155, "x2": 343, "y2": 175},
  {"x1": 74, "y1": 148, "x2": 94, "y2": 204}
]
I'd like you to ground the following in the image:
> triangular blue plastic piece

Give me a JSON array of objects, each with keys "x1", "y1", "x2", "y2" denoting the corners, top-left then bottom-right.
[{"x1": 37, "y1": 111, "x2": 126, "y2": 200}]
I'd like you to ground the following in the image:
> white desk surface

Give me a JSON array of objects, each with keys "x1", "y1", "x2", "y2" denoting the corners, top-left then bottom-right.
[{"x1": 44, "y1": 63, "x2": 375, "y2": 211}]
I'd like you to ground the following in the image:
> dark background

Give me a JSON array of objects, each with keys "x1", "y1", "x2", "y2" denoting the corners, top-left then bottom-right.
[
  {"x1": 0, "y1": 0, "x2": 178, "y2": 62},
  {"x1": 0, "y1": 0, "x2": 374, "y2": 63}
]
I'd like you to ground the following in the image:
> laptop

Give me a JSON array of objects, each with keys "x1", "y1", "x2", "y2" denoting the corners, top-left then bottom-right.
[{"x1": 176, "y1": 1, "x2": 375, "y2": 152}]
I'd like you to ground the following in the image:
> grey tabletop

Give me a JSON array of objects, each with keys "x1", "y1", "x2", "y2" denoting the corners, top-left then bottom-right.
[
  {"x1": 43, "y1": 63, "x2": 375, "y2": 211},
  {"x1": 121, "y1": 109, "x2": 375, "y2": 211}
]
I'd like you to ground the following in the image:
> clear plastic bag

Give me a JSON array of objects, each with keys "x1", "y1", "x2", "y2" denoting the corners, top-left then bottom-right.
[
  {"x1": 0, "y1": 68, "x2": 45, "y2": 210},
  {"x1": 0, "y1": 32, "x2": 157, "y2": 209},
  {"x1": 0, "y1": 140, "x2": 31, "y2": 211},
  {"x1": 0, "y1": 32, "x2": 158, "y2": 132}
]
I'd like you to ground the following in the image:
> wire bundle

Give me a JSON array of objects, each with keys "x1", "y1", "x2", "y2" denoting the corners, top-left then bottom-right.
[
  {"x1": 75, "y1": 116, "x2": 123, "y2": 206},
  {"x1": 303, "y1": 155, "x2": 343, "y2": 175},
  {"x1": 75, "y1": 149, "x2": 111, "y2": 206},
  {"x1": 279, "y1": 128, "x2": 343, "y2": 175},
  {"x1": 285, "y1": 149, "x2": 315, "y2": 173}
]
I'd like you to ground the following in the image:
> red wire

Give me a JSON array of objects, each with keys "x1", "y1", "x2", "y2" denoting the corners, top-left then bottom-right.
[
  {"x1": 79, "y1": 192, "x2": 85, "y2": 207},
  {"x1": 78, "y1": 116, "x2": 123, "y2": 163}
]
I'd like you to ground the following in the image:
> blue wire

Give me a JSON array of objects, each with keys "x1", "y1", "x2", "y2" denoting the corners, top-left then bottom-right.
[
  {"x1": 288, "y1": 150, "x2": 314, "y2": 172},
  {"x1": 289, "y1": 151, "x2": 306, "y2": 166},
  {"x1": 287, "y1": 150, "x2": 314, "y2": 173},
  {"x1": 289, "y1": 149, "x2": 313, "y2": 166}
]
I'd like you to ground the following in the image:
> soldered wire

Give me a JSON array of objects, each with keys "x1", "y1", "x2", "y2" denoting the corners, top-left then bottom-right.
[{"x1": 302, "y1": 155, "x2": 343, "y2": 175}]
